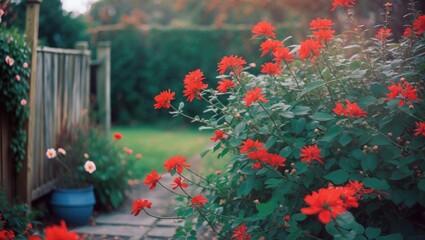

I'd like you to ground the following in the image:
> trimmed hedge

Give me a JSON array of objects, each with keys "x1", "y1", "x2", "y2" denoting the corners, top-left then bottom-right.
[{"x1": 100, "y1": 26, "x2": 302, "y2": 124}]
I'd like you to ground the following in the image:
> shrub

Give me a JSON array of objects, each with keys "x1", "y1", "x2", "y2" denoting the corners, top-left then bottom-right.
[
  {"x1": 136, "y1": 1, "x2": 425, "y2": 239},
  {"x1": 0, "y1": 188, "x2": 37, "y2": 239}
]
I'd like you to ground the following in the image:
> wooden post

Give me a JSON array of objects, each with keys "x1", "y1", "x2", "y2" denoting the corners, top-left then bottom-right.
[
  {"x1": 18, "y1": 0, "x2": 42, "y2": 206},
  {"x1": 96, "y1": 42, "x2": 111, "y2": 134}
]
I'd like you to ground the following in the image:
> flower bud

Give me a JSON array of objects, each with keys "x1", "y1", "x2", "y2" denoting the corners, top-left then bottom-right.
[
  {"x1": 235, "y1": 113, "x2": 241, "y2": 118},
  {"x1": 387, "y1": 132, "x2": 393, "y2": 137},
  {"x1": 253, "y1": 199, "x2": 260, "y2": 204},
  {"x1": 249, "y1": 63, "x2": 256, "y2": 68},
  {"x1": 373, "y1": 145, "x2": 379, "y2": 151},
  {"x1": 400, "y1": 77, "x2": 405, "y2": 81},
  {"x1": 314, "y1": 128, "x2": 319, "y2": 133}
]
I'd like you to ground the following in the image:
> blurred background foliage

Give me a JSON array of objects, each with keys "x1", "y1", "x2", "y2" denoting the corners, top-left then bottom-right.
[{"x1": 2, "y1": 0, "x2": 424, "y2": 125}]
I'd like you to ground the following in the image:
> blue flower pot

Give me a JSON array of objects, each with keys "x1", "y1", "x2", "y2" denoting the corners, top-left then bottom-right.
[{"x1": 50, "y1": 185, "x2": 96, "y2": 226}]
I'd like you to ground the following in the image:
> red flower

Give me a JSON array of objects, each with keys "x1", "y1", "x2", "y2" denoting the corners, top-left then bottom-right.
[
  {"x1": 413, "y1": 15, "x2": 425, "y2": 35},
  {"x1": 260, "y1": 39, "x2": 283, "y2": 57},
  {"x1": 171, "y1": 176, "x2": 188, "y2": 190},
  {"x1": 131, "y1": 198, "x2": 152, "y2": 216},
  {"x1": 143, "y1": 169, "x2": 163, "y2": 190},
  {"x1": 346, "y1": 180, "x2": 374, "y2": 197},
  {"x1": 403, "y1": 27, "x2": 413, "y2": 38},
  {"x1": 28, "y1": 236, "x2": 42, "y2": 240},
  {"x1": 266, "y1": 153, "x2": 286, "y2": 170},
  {"x1": 252, "y1": 21, "x2": 276, "y2": 39},
  {"x1": 336, "y1": 187, "x2": 358, "y2": 209},
  {"x1": 190, "y1": 194, "x2": 209, "y2": 208},
  {"x1": 217, "y1": 55, "x2": 247, "y2": 75},
  {"x1": 313, "y1": 29, "x2": 335, "y2": 43},
  {"x1": 375, "y1": 28, "x2": 391, "y2": 41},
  {"x1": 163, "y1": 155, "x2": 191, "y2": 174},
  {"x1": 243, "y1": 87, "x2": 268, "y2": 106},
  {"x1": 0, "y1": 230, "x2": 15, "y2": 240},
  {"x1": 239, "y1": 138, "x2": 264, "y2": 153},
  {"x1": 247, "y1": 148, "x2": 269, "y2": 163},
  {"x1": 272, "y1": 47, "x2": 294, "y2": 62},
  {"x1": 261, "y1": 62, "x2": 282, "y2": 76},
  {"x1": 345, "y1": 100, "x2": 367, "y2": 118},
  {"x1": 211, "y1": 130, "x2": 228, "y2": 142},
  {"x1": 298, "y1": 39, "x2": 323, "y2": 61},
  {"x1": 414, "y1": 122, "x2": 425, "y2": 137},
  {"x1": 217, "y1": 79, "x2": 235, "y2": 93},
  {"x1": 333, "y1": 100, "x2": 367, "y2": 118},
  {"x1": 44, "y1": 220, "x2": 82, "y2": 240},
  {"x1": 183, "y1": 69, "x2": 208, "y2": 102},
  {"x1": 333, "y1": 103, "x2": 347, "y2": 116},
  {"x1": 300, "y1": 188, "x2": 346, "y2": 224},
  {"x1": 231, "y1": 224, "x2": 251, "y2": 240},
  {"x1": 385, "y1": 81, "x2": 420, "y2": 106},
  {"x1": 154, "y1": 89, "x2": 176, "y2": 109},
  {"x1": 310, "y1": 18, "x2": 334, "y2": 30},
  {"x1": 300, "y1": 145, "x2": 323, "y2": 164},
  {"x1": 113, "y1": 132, "x2": 123, "y2": 140},
  {"x1": 331, "y1": 0, "x2": 356, "y2": 11}
]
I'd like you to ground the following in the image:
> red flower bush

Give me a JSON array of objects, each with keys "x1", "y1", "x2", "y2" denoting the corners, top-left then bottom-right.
[{"x1": 142, "y1": 2, "x2": 425, "y2": 239}]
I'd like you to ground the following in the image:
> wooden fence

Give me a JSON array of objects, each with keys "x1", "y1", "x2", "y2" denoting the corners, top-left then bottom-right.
[{"x1": 30, "y1": 46, "x2": 91, "y2": 200}]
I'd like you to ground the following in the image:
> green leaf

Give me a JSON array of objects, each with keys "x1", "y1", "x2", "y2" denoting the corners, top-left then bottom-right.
[
  {"x1": 291, "y1": 213, "x2": 306, "y2": 221},
  {"x1": 324, "y1": 169, "x2": 349, "y2": 184},
  {"x1": 279, "y1": 146, "x2": 292, "y2": 158},
  {"x1": 237, "y1": 181, "x2": 252, "y2": 197},
  {"x1": 293, "y1": 106, "x2": 311, "y2": 116},
  {"x1": 370, "y1": 83, "x2": 388, "y2": 98},
  {"x1": 321, "y1": 125, "x2": 342, "y2": 142},
  {"x1": 265, "y1": 136, "x2": 277, "y2": 148},
  {"x1": 234, "y1": 122, "x2": 246, "y2": 135},
  {"x1": 366, "y1": 227, "x2": 381, "y2": 239},
  {"x1": 256, "y1": 200, "x2": 277, "y2": 217},
  {"x1": 376, "y1": 233, "x2": 403, "y2": 240},
  {"x1": 418, "y1": 179, "x2": 425, "y2": 192},
  {"x1": 265, "y1": 178, "x2": 283, "y2": 189},
  {"x1": 370, "y1": 135, "x2": 391, "y2": 146},
  {"x1": 311, "y1": 112, "x2": 335, "y2": 121},
  {"x1": 358, "y1": 96, "x2": 378, "y2": 107},
  {"x1": 339, "y1": 134, "x2": 353, "y2": 147},
  {"x1": 336, "y1": 211, "x2": 355, "y2": 229},
  {"x1": 294, "y1": 118, "x2": 306, "y2": 134},
  {"x1": 297, "y1": 80, "x2": 326, "y2": 100},
  {"x1": 350, "y1": 69, "x2": 368, "y2": 79},
  {"x1": 361, "y1": 155, "x2": 378, "y2": 172},
  {"x1": 363, "y1": 178, "x2": 390, "y2": 190}
]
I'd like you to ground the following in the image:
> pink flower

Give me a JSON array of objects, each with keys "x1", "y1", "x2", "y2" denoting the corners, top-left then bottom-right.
[
  {"x1": 136, "y1": 153, "x2": 143, "y2": 159},
  {"x1": 57, "y1": 148, "x2": 66, "y2": 155},
  {"x1": 21, "y1": 99, "x2": 27, "y2": 106},
  {"x1": 0, "y1": 9, "x2": 4, "y2": 18},
  {"x1": 46, "y1": 148, "x2": 57, "y2": 159},
  {"x1": 23, "y1": 62, "x2": 28, "y2": 68},
  {"x1": 15, "y1": 75, "x2": 20, "y2": 81},
  {"x1": 83, "y1": 153, "x2": 89, "y2": 159},
  {"x1": 81, "y1": 108, "x2": 88, "y2": 115},
  {"x1": 5, "y1": 56, "x2": 14, "y2": 66},
  {"x1": 84, "y1": 160, "x2": 96, "y2": 174}
]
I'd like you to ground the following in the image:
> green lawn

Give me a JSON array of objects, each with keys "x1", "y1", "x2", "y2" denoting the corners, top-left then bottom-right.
[{"x1": 112, "y1": 125, "x2": 228, "y2": 178}]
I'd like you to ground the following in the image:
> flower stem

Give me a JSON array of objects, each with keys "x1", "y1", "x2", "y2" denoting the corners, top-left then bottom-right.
[
  {"x1": 143, "y1": 209, "x2": 184, "y2": 220},
  {"x1": 157, "y1": 181, "x2": 187, "y2": 198}
]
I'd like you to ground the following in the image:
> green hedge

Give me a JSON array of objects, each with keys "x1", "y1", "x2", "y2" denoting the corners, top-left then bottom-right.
[{"x1": 102, "y1": 26, "x2": 301, "y2": 124}]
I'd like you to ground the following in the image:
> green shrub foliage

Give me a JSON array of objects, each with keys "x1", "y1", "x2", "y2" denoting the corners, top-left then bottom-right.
[{"x1": 139, "y1": 2, "x2": 425, "y2": 239}]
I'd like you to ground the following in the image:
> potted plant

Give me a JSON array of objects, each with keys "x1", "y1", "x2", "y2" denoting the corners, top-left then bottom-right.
[{"x1": 46, "y1": 147, "x2": 97, "y2": 226}]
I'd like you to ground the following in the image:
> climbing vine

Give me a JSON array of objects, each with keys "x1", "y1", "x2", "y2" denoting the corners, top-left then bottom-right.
[{"x1": 0, "y1": 27, "x2": 31, "y2": 172}]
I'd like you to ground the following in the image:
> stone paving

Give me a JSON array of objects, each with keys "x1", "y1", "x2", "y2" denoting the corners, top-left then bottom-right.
[{"x1": 73, "y1": 175, "x2": 184, "y2": 240}]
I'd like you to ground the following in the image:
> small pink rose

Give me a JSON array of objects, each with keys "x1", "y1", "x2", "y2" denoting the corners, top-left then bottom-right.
[
  {"x1": 16, "y1": 75, "x2": 21, "y2": 81},
  {"x1": 5, "y1": 56, "x2": 14, "y2": 66},
  {"x1": 46, "y1": 148, "x2": 57, "y2": 159},
  {"x1": 23, "y1": 62, "x2": 28, "y2": 68},
  {"x1": 21, "y1": 99, "x2": 27, "y2": 106},
  {"x1": 84, "y1": 160, "x2": 96, "y2": 174}
]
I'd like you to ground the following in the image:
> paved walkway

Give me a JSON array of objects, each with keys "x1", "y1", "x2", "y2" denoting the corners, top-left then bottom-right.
[
  {"x1": 74, "y1": 175, "x2": 184, "y2": 240},
  {"x1": 73, "y1": 151, "x2": 215, "y2": 240}
]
